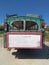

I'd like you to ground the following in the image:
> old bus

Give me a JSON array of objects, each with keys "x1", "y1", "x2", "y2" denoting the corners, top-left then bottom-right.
[{"x1": 4, "y1": 14, "x2": 45, "y2": 50}]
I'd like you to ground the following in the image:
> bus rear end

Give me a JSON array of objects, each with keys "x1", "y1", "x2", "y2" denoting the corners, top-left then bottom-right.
[{"x1": 4, "y1": 15, "x2": 44, "y2": 50}]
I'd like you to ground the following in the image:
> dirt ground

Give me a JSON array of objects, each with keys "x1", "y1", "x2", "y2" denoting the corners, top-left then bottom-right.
[{"x1": 0, "y1": 37, "x2": 49, "y2": 65}]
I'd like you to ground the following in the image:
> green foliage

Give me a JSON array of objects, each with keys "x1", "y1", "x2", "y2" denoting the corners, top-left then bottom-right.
[{"x1": 0, "y1": 25, "x2": 4, "y2": 31}]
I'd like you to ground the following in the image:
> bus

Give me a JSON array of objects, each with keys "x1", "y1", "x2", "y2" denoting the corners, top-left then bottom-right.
[{"x1": 4, "y1": 14, "x2": 45, "y2": 50}]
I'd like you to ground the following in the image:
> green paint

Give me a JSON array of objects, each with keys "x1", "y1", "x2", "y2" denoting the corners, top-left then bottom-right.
[
  {"x1": 6, "y1": 16, "x2": 43, "y2": 29},
  {"x1": 4, "y1": 15, "x2": 44, "y2": 48}
]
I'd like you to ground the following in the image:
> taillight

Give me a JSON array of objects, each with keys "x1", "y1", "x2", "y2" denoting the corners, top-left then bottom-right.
[{"x1": 42, "y1": 22, "x2": 45, "y2": 28}]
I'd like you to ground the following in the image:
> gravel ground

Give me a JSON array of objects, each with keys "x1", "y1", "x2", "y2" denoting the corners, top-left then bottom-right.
[{"x1": 0, "y1": 37, "x2": 49, "y2": 65}]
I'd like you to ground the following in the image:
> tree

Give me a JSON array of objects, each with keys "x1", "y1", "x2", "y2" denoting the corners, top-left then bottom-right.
[{"x1": 0, "y1": 25, "x2": 4, "y2": 31}]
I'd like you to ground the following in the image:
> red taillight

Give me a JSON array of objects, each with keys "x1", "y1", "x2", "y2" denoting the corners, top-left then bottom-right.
[{"x1": 42, "y1": 22, "x2": 45, "y2": 28}]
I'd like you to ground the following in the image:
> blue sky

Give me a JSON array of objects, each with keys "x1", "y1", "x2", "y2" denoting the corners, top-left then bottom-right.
[{"x1": 0, "y1": 0, "x2": 49, "y2": 25}]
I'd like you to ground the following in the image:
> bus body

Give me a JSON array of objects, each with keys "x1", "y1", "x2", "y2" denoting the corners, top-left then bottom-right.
[{"x1": 4, "y1": 14, "x2": 45, "y2": 49}]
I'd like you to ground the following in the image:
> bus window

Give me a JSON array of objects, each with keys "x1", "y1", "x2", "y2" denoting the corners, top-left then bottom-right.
[
  {"x1": 10, "y1": 21, "x2": 23, "y2": 31},
  {"x1": 9, "y1": 21, "x2": 38, "y2": 32},
  {"x1": 26, "y1": 21, "x2": 38, "y2": 31}
]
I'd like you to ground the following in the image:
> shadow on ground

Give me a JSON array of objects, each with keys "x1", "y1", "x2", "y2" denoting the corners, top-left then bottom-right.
[{"x1": 12, "y1": 43, "x2": 49, "y2": 59}]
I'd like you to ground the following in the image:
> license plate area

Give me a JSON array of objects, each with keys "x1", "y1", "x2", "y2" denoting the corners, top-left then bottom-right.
[{"x1": 6, "y1": 32, "x2": 42, "y2": 49}]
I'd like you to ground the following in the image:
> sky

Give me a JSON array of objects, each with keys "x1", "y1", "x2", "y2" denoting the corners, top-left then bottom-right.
[{"x1": 0, "y1": 0, "x2": 49, "y2": 25}]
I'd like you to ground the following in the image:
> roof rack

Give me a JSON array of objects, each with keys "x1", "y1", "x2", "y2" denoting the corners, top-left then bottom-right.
[
  {"x1": 27, "y1": 14, "x2": 42, "y2": 18},
  {"x1": 6, "y1": 14, "x2": 18, "y2": 18}
]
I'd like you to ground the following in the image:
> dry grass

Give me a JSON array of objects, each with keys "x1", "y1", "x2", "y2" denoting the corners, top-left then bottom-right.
[
  {"x1": 0, "y1": 34, "x2": 3, "y2": 37},
  {"x1": 45, "y1": 32, "x2": 49, "y2": 42},
  {"x1": 0, "y1": 32, "x2": 4, "y2": 37}
]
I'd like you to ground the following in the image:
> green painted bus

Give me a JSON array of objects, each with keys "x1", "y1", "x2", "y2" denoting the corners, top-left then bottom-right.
[{"x1": 4, "y1": 14, "x2": 45, "y2": 50}]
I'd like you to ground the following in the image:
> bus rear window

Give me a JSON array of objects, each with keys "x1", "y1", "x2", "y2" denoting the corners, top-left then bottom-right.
[
  {"x1": 26, "y1": 21, "x2": 38, "y2": 31},
  {"x1": 10, "y1": 21, "x2": 23, "y2": 31},
  {"x1": 9, "y1": 21, "x2": 38, "y2": 32}
]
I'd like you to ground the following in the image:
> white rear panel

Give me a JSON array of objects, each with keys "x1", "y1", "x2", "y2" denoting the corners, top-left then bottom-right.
[
  {"x1": 9, "y1": 35, "x2": 40, "y2": 47},
  {"x1": 6, "y1": 32, "x2": 42, "y2": 49}
]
